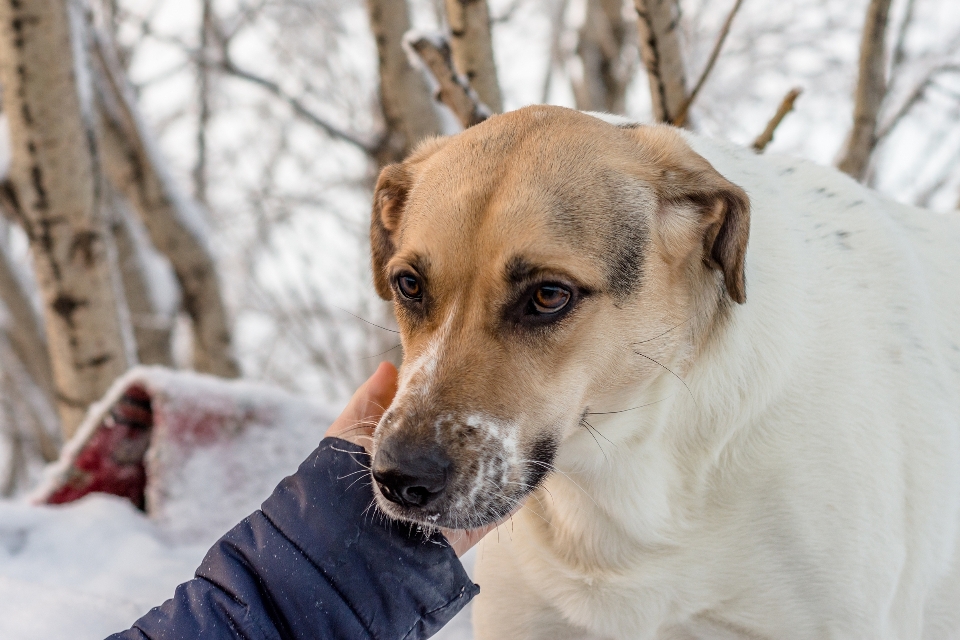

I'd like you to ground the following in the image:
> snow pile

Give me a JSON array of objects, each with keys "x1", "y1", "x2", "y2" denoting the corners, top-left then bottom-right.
[
  {"x1": 2, "y1": 366, "x2": 476, "y2": 639},
  {"x1": 33, "y1": 365, "x2": 339, "y2": 543}
]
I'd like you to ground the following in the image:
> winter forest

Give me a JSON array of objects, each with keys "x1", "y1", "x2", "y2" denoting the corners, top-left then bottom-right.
[{"x1": 0, "y1": 0, "x2": 959, "y2": 637}]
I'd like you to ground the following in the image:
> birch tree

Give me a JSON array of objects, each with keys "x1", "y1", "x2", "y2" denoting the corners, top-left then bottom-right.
[
  {"x1": 0, "y1": 0, "x2": 136, "y2": 437},
  {"x1": 368, "y1": 0, "x2": 443, "y2": 164},
  {"x1": 634, "y1": 0, "x2": 688, "y2": 123},
  {"x1": 444, "y1": 0, "x2": 503, "y2": 113}
]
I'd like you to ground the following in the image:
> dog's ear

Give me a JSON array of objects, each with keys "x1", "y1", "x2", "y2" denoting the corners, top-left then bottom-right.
[
  {"x1": 371, "y1": 163, "x2": 410, "y2": 299},
  {"x1": 370, "y1": 136, "x2": 449, "y2": 299},
  {"x1": 625, "y1": 126, "x2": 751, "y2": 304}
]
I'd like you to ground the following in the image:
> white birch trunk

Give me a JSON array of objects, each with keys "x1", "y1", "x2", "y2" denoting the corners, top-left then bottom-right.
[
  {"x1": 443, "y1": 0, "x2": 503, "y2": 114},
  {"x1": 633, "y1": 0, "x2": 688, "y2": 123},
  {"x1": 367, "y1": 0, "x2": 443, "y2": 164},
  {"x1": 0, "y1": 0, "x2": 135, "y2": 437}
]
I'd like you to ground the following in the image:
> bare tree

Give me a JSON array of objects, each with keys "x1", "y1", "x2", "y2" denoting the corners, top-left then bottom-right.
[
  {"x1": 443, "y1": 0, "x2": 504, "y2": 113},
  {"x1": 93, "y1": 31, "x2": 240, "y2": 377},
  {"x1": 0, "y1": 0, "x2": 137, "y2": 437},
  {"x1": 836, "y1": 0, "x2": 893, "y2": 180},
  {"x1": 634, "y1": 0, "x2": 688, "y2": 123},
  {"x1": 107, "y1": 191, "x2": 175, "y2": 367},
  {"x1": 368, "y1": 0, "x2": 443, "y2": 164},
  {"x1": 574, "y1": 0, "x2": 635, "y2": 114}
]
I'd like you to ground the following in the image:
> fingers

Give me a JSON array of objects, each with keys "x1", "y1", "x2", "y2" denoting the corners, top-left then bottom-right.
[{"x1": 325, "y1": 362, "x2": 399, "y2": 449}]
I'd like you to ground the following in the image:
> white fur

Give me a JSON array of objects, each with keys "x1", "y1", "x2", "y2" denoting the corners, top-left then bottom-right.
[{"x1": 473, "y1": 135, "x2": 960, "y2": 639}]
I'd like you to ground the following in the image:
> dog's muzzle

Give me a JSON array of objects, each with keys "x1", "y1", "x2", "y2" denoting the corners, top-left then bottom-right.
[{"x1": 372, "y1": 435, "x2": 452, "y2": 508}]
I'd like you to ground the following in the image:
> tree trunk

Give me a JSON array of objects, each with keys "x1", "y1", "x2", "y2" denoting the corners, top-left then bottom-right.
[
  {"x1": 633, "y1": 0, "x2": 687, "y2": 123},
  {"x1": 93, "y1": 33, "x2": 240, "y2": 378},
  {"x1": 443, "y1": 0, "x2": 503, "y2": 113},
  {"x1": 367, "y1": 0, "x2": 443, "y2": 165},
  {"x1": 0, "y1": 194, "x2": 55, "y2": 403},
  {"x1": 107, "y1": 191, "x2": 175, "y2": 367},
  {"x1": 575, "y1": 0, "x2": 633, "y2": 114},
  {"x1": 0, "y1": 0, "x2": 136, "y2": 437},
  {"x1": 836, "y1": 0, "x2": 893, "y2": 181}
]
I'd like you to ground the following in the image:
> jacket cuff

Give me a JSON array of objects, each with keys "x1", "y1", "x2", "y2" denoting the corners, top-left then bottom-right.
[{"x1": 257, "y1": 438, "x2": 479, "y2": 639}]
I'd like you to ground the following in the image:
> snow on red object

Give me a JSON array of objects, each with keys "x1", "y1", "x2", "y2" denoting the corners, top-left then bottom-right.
[{"x1": 32, "y1": 366, "x2": 338, "y2": 543}]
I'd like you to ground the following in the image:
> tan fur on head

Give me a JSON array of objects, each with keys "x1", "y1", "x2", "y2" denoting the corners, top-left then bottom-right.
[{"x1": 367, "y1": 106, "x2": 751, "y2": 529}]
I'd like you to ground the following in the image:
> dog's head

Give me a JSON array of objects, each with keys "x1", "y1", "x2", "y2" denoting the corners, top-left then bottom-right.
[{"x1": 369, "y1": 106, "x2": 749, "y2": 528}]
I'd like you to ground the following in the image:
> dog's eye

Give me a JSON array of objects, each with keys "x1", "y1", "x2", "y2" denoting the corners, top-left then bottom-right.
[
  {"x1": 395, "y1": 273, "x2": 423, "y2": 300},
  {"x1": 531, "y1": 285, "x2": 571, "y2": 314}
]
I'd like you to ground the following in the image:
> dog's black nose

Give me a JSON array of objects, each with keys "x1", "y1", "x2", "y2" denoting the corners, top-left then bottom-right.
[{"x1": 373, "y1": 440, "x2": 451, "y2": 508}]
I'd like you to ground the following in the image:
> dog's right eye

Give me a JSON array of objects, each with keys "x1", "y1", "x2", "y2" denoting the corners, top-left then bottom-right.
[
  {"x1": 513, "y1": 282, "x2": 578, "y2": 327},
  {"x1": 395, "y1": 274, "x2": 423, "y2": 300}
]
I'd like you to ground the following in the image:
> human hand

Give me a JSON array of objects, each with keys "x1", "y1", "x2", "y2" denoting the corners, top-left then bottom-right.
[
  {"x1": 324, "y1": 361, "x2": 398, "y2": 450},
  {"x1": 324, "y1": 362, "x2": 519, "y2": 557}
]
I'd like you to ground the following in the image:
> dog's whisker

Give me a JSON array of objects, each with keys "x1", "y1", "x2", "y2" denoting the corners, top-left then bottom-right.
[
  {"x1": 585, "y1": 394, "x2": 677, "y2": 416},
  {"x1": 632, "y1": 349, "x2": 698, "y2": 407},
  {"x1": 333, "y1": 305, "x2": 399, "y2": 334},
  {"x1": 362, "y1": 343, "x2": 402, "y2": 359},
  {"x1": 632, "y1": 311, "x2": 703, "y2": 345}
]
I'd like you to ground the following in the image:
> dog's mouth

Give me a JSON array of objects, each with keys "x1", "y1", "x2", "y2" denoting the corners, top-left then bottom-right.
[{"x1": 370, "y1": 419, "x2": 559, "y2": 529}]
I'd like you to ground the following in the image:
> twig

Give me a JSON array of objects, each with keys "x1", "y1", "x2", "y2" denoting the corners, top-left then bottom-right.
[
  {"x1": 876, "y1": 64, "x2": 960, "y2": 142},
  {"x1": 672, "y1": 0, "x2": 745, "y2": 127},
  {"x1": 889, "y1": 0, "x2": 917, "y2": 78},
  {"x1": 407, "y1": 35, "x2": 491, "y2": 128},
  {"x1": 752, "y1": 87, "x2": 802, "y2": 153},
  {"x1": 220, "y1": 58, "x2": 377, "y2": 154}
]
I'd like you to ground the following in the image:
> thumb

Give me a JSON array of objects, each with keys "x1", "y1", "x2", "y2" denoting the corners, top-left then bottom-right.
[{"x1": 325, "y1": 361, "x2": 398, "y2": 449}]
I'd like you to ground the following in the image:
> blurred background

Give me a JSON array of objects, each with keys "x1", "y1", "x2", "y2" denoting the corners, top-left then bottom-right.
[{"x1": 0, "y1": 0, "x2": 959, "y2": 495}]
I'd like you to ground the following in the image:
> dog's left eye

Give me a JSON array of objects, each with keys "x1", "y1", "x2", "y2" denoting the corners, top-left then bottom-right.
[{"x1": 531, "y1": 285, "x2": 571, "y2": 314}]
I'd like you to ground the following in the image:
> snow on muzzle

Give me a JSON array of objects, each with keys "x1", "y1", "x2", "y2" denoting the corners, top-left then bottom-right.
[{"x1": 371, "y1": 403, "x2": 559, "y2": 529}]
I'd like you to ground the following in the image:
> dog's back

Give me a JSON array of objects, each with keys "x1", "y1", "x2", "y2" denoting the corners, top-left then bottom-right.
[{"x1": 684, "y1": 134, "x2": 960, "y2": 638}]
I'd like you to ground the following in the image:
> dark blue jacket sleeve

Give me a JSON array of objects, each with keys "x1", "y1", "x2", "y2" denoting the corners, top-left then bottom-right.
[{"x1": 108, "y1": 438, "x2": 479, "y2": 640}]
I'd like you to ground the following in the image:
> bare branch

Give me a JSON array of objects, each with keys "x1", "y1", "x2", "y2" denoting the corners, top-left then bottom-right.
[
  {"x1": 219, "y1": 57, "x2": 377, "y2": 154},
  {"x1": 672, "y1": 0, "x2": 744, "y2": 127},
  {"x1": 194, "y1": 0, "x2": 214, "y2": 204},
  {"x1": 444, "y1": 0, "x2": 504, "y2": 113},
  {"x1": 107, "y1": 190, "x2": 174, "y2": 367},
  {"x1": 752, "y1": 87, "x2": 802, "y2": 153},
  {"x1": 876, "y1": 64, "x2": 960, "y2": 143},
  {"x1": 889, "y1": 0, "x2": 917, "y2": 78},
  {"x1": 836, "y1": 0, "x2": 893, "y2": 181},
  {"x1": 92, "y1": 29, "x2": 241, "y2": 378},
  {"x1": 574, "y1": 0, "x2": 636, "y2": 114},
  {"x1": 408, "y1": 35, "x2": 491, "y2": 128},
  {"x1": 634, "y1": 0, "x2": 688, "y2": 124}
]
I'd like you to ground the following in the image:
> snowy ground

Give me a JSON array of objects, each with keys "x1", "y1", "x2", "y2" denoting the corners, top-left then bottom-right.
[
  {"x1": 0, "y1": 494, "x2": 477, "y2": 639},
  {"x1": 0, "y1": 368, "x2": 475, "y2": 639}
]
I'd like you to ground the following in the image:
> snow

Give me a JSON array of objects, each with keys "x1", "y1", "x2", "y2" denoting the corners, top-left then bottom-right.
[{"x1": 3, "y1": 367, "x2": 476, "y2": 639}]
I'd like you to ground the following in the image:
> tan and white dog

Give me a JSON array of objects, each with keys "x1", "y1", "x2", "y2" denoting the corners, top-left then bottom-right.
[{"x1": 367, "y1": 105, "x2": 960, "y2": 639}]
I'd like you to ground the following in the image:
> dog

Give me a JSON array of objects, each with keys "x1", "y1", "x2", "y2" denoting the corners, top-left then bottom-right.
[{"x1": 367, "y1": 105, "x2": 960, "y2": 639}]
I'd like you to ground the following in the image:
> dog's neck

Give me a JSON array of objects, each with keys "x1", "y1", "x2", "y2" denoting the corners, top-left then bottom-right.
[{"x1": 530, "y1": 274, "x2": 804, "y2": 570}]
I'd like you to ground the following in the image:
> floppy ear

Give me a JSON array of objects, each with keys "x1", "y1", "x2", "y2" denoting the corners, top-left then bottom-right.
[
  {"x1": 625, "y1": 126, "x2": 751, "y2": 304},
  {"x1": 370, "y1": 163, "x2": 411, "y2": 299},
  {"x1": 370, "y1": 136, "x2": 450, "y2": 299}
]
